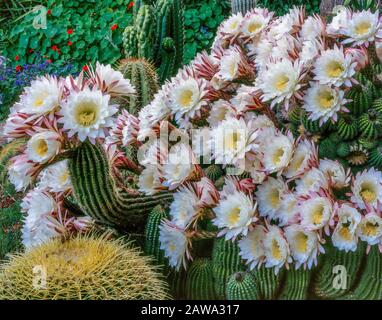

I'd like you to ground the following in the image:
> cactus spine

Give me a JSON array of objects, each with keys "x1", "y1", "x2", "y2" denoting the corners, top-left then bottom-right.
[
  {"x1": 231, "y1": 0, "x2": 257, "y2": 14},
  {"x1": 69, "y1": 141, "x2": 173, "y2": 231},
  {"x1": 226, "y1": 272, "x2": 259, "y2": 300},
  {"x1": 185, "y1": 259, "x2": 216, "y2": 300},
  {"x1": 118, "y1": 58, "x2": 160, "y2": 114}
]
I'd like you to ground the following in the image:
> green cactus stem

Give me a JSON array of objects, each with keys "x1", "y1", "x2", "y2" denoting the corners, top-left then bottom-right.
[
  {"x1": 226, "y1": 272, "x2": 259, "y2": 300},
  {"x1": 185, "y1": 258, "x2": 216, "y2": 300}
]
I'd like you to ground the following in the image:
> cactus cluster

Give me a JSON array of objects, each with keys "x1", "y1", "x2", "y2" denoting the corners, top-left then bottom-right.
[
  {"x1": 123, "y1": 0, "x2": 185, "y2": 83},
  {"x1": 0, "y1": 235, "x2": 170, "y2": 300},
  {"x1": 289, "y1": 67, "x2": 382, "y2": 173}
]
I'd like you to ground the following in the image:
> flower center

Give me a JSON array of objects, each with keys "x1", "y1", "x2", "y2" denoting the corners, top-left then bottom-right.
[
  {"x1": 338, "y1": 227, "x2": 353, "y2": 241},
  {"x1": 311, "y1": 204, "x2": 324, "y2": 225},
  {"x1": 59, "y1": 171, "x2": 69, "y2": 184},
  {"x1": 75, "y1": 102, "x2": 98, "y2": 126},
  {"x1": 272, "y1": 147, "x2": 285, "y2": 165},
  {"x1": 169, "y1": 242, "x2": 177, "y2": 252},
  {"x1": 179, "y1": 89, "x2": 194, "y2": 108},
  {"x1": 355, "y1": 21, "x2": 371, "y2": 36},
  {"x1": 229, "y1": 20, "x2": 239, "y2": 31},
  {"x1": 275, "y1": 74, "x2": 290, "y2": 92},
  {"x1": 290, "y1": 154, "x2": 305, "y2": 172},
  {"x1": 317, "y1": 90, "x2": 334, "y2": 109},
  {"x1": 35, "y1": 139, "x2": 48, "y2": 156},
  {"x1": 271, "y1": 239, "x2": 282, "y2": 260},
  {"x1": 267, "y1": 188, "x2": 281, "y2": 208},
  {"x1": 362, "y1": 221, "x2": 379, "y2": 237},
  {"x1": 360, "y1": 182, "x2": 377, "y2": 203},
  {"x1": 225, "y1": 131, "x2": 241, "y2": 151},
  {"x1": 295, "y1": 232, "x2": 308, "y2": 253},
  {"x1": 248, "y1": 22, "x2": 262, "y2": 33},
  {"x1": 228, "y1": 207, "x2": 241, "y2": 225},
  {"x1": 326, "y1": 60, "x2": 344, "y2": 78}
]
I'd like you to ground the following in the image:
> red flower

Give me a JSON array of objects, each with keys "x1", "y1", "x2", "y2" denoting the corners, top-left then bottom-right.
[
  {"x1": 128, "y1": 1, "x2": 134, "y2": 9},
  {"x1": 15, "y1": 65, "x2": 21, "y2": 72},
  {"x1": 29, "y1": 49, "x2": 34, "y2": 54},
  {"x1": 82, "y1": 65, "x2": 89, "y2": 72},
  {"x1": 67, "y1": 29, "x2": 74, "y2": 35},
  {"x1": 46, "y1": 59, "x2": 52, "y2": 64},
  {"x1": 51, "y1": 45, "x2": 58, "y2": 51},
  {"x1": 47, "y1": 9, "x2": 52, "y2": 15},
  {"x1": 111, "y1": 24, "x2": 118, "y2": 31},
  {"x1": 15, "y1": 55, "x2": 19, "y2": 61},
  {"x1": 68, "y1": 41, "x2": 73, "y2": 46}
]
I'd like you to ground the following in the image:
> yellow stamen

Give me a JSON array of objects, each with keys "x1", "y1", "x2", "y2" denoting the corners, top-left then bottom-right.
[
  {"x1": 326, "y1": 61, "x2": 344, "y2": 78},
  {"x1": 317, "y1": 90, "x2": 334, "y2": 109},
  {"x1": 267, "y1": 188, "x2": 281, "y2": 209},
  {"x1": 272, "y1": 148, "x2": 285, "y2": 165},
  {"x1": 295, "y1": 232, "x2": 308, "y2": 253},
  {"x1": 271, "y1": 239, "x2": 282, "y2": 260},
  {"x1": 362, "y1": 221, "x2": 379, "y2": 237},
  {"x1": 225, "y1": 131, "x2": 241, "y2": 151},
  {"x1": 338, "y1": 227, "x2": 353, "y2": 241},
  {"x1": 75, "y1": 102, "x2": 98, "y2": 126},
  {"x1": 312, "y1": 204, "x2": 324, "y2": 225},
  {"x1": 360, "y1": 182, "x2": 377, "y2": 203},
  {"x1": 228, "y1": 207, "x2": 241, "y2": 226},
  {"x1": 35, "y1": 139, "x2": 48, "y2": 156},
  {"x1": 248, "y1": 22, "x2": 262, "y2": 33},
  {"x1": 179, "y1": 90, "x2": 193, "y2": 108},
  {"x1": 275, "y1": 74, "x2": 289, "y2": 91},
  {"x1": 355, "y1": 21, "x2": 371, "y2": 36}
]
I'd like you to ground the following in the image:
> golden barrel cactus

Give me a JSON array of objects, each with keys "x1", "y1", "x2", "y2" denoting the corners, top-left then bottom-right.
[{"x1": 0, "y1": 234, "x2": 170, "y2": 300}]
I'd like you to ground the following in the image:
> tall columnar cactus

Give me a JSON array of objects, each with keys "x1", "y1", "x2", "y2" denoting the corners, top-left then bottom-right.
[
  {"x1": 144, "y1": 205, "x2": 169, "y2": 265},
  {"x1": 226, "y1": 272, "x2": 259, "y2": 300},
  {"x1": 68, "y1": 141, "x2": 173, "y2": 231},
  {"x1": 118, "y1": 58, "x2": 160, "y2": 114},
  {"x1": 230, "y1": 0, "x2": 257, "y2": 14},
  {"x1": 122, "y1": 0, "x2": 185, "y2": 83},
  {"x1": 185, "y1": 258, "x2": 216, "y2": 300}
]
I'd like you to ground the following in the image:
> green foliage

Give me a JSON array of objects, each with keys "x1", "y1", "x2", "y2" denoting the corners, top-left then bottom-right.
[
  {"x1": 344, "y1": 0, "x2": 382, "y2": 12},
  {"x1": 185, "y1": 258, "x2": 216, "y2": 300},
  {"x1": 184, "y1": 0, "x2": 230, "y2": 64},
  {"x1": 257, "y1": 0, "x2": 320, "y2": 16},
  {"x1": 2, "y1": 0, "x2": 135, "y2": 72},
  {"x1": 226, "y1": 272, "x2": 259, "y2": 300},
  {"x1": 69, "y1": 141, "x2": 173, "y2": 231},
  {"x1": 0, "y1": 201, "x2": 22, "y2": 261}
]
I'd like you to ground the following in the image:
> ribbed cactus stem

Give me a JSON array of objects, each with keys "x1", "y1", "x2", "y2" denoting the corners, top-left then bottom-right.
[
  {"x1": 278, "y1": 268, "x2": 312, "y2": 300},
  {"x1": 118, "y1": 58, "x2": 159, "y2": 115},
  {"x1": 342, "y1": 245, "x2": 382, "y2": 300},
  {"x1": 226, "y1": 272, "x2": 259, "y2": 300},
  {"x1": 314, "y1": 242, "x2": 365, "y2": 299},
  {"x1": 144, "y1": 205, "x2": 169, "y2": 265},
  {"x1": 250, "y1": 267, "x2": 283, "y2": 300},
  {"x1": 185, "y1": 259, "x2": 216, "y2": 300},
  {"x1": 231, "y1": 0, "x2": 257, "y2": 14},
  {"x1": 69, "y1": 141, "x2": 173, "y2": 231}
]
